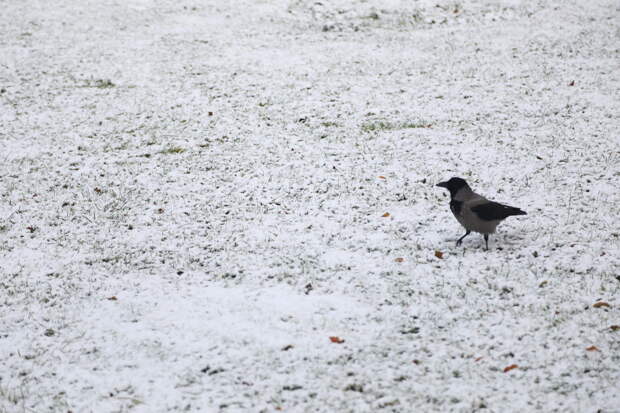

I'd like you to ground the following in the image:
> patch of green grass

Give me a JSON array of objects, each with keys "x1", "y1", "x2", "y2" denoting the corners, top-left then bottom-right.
[
  {"x1": 159, "y1": 147, "x2": 186, "y2": 155},
  {"x1": 401, "y1": 121, "x2": 432, "y2": 129},
  {"x1": 83, "y1": 78, "x2": 115, "y2": 88},
  {"x1": 321, "y1": 121, "x2": 339, "y2": 127},
  {"x1": 361, "y1": 121, "x2": 431, "y2": 132},
  {"x1": 95, "y1": 79, "x2": 114, "y2": 88},
  {"x1": 361, "y1": 121, "x2": 393, "y2": 132}
]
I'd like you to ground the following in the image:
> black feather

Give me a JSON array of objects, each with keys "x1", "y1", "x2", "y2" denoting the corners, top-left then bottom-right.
[
  {"x1": 471, "y1": 201, "x2": 527, "y2": 221},
  {"x1": 450, "y1": 200, "x2": 462, "y2": 216}
]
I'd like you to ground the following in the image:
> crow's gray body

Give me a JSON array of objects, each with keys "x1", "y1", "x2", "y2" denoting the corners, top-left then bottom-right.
[
  {"x1": 450, "y1": 188, "x2": 501, "y2": 234},
  {"x1": 437, "y1": 177, "x2": 527, "y2": 250}
]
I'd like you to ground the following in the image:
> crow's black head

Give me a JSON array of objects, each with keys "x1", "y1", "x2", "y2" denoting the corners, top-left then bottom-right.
[{"x1": 436, "y1": 177, "x2": 470, "y2": 197}]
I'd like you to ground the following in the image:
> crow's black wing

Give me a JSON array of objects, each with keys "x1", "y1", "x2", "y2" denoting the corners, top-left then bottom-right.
[{"x1": 471, "y1": 201, "x2": 526, "y2": 221}]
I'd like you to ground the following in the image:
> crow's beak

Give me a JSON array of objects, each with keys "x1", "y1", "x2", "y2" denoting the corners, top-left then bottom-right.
[{"x1": 436, "y1": 181, "x2": 448, "y2": 188}]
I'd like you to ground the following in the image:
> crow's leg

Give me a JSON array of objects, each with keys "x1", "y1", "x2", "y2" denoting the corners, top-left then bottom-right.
[
  {"x1": 456, "y1": 230, "x2": 471, "y2": 246},
  {"x1": 483, "y1": 234, "x2": 489, "y2": 251}
]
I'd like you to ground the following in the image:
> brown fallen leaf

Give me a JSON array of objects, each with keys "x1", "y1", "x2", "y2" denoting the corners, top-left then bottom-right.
[
  {"x1": 610, "y1": 325, "x2": 620, "y2": 332},
  {"x1": 329, "y1": 336, "x2": 345, "y2": 344},
  {"x1": 106, "y1": 296, "x2": 118, "y2": 301},
  {"x1": 539, "y1": 280, "x2": 548, "y2": 288},
  {"x1": 474, "y1": 357, "x2": 483, "y2": 362},
  {"x1": 394, "y1": 257, "x2": 404, "y2": 263},
  {"x1": 593, "y1": 301, "x2": 611, "y2": 308},
  {"x1": 568, "y1": 80, "x2": 575, "y2": 86},
  {"x1": 434, "y1": 250, "x2": 443, "y2": 259},
  {"x1": 382, "y1": 212, "x2": 390, "y2": 217},
  {"x1": 378, "y1": 176, "x2": 386, "y2": 179},
  {"x1": 503, "y1": 364, "x2": 518, "y2": 373},
  {"x1": 586, "y1": 345, "x2": 599, "y2": 352}
]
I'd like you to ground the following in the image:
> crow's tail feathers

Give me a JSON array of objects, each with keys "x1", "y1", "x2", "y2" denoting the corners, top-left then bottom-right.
[
  {"x1": 471, "y1": 202, "x2": 527, "y2": 221},
  {"x1": 508, "y1": 206, "x2": 527, "y2": 216}
]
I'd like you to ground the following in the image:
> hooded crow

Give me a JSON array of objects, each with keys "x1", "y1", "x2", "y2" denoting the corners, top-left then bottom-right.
[{"x1": 436, "y1": 177, "x2": 526, "y2": 250}]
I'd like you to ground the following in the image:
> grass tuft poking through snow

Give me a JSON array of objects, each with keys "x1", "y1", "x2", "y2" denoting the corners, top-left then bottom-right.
[{"x1": 361, "y1": 121, "x2": 432, "y2": 132}]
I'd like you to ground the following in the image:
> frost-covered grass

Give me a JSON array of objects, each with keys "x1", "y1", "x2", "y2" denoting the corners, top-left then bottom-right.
[{"x1": 1, "y1": 0, "x2": 619, "y2": 412}]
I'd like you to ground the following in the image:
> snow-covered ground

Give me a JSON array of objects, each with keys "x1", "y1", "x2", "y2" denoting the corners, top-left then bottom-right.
[{"x1": 1, "y1": 0, "x2": 619, "y2": 411}]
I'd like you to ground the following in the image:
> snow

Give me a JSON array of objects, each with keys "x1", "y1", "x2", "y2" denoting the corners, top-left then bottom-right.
[{"x1": 1, "y1": 0, "x2": 619, "y2": 411}]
